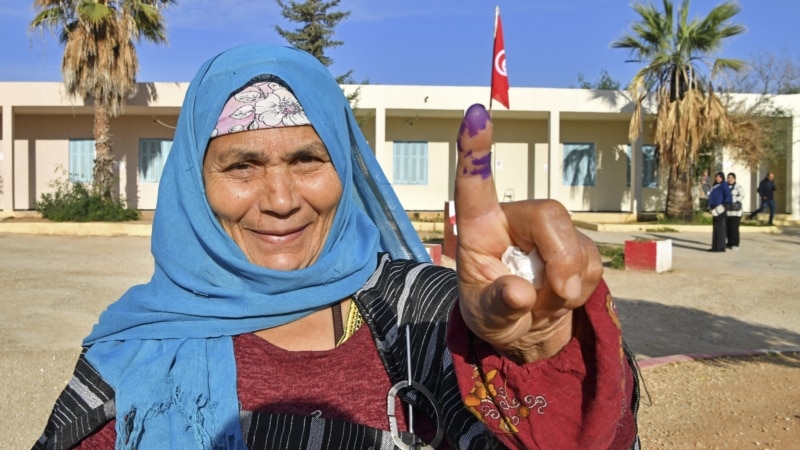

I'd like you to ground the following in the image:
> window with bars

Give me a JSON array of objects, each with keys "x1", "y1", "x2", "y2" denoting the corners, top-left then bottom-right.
[
  {"x1": 68, "y1": 139, "x2": 96, "y2": 183},
  {"x1": 139, "y1": 139, "x2": 173, "y2": 183},
  {"x1": 392, "y1": 141, "x2": 428, "y2": 185}
]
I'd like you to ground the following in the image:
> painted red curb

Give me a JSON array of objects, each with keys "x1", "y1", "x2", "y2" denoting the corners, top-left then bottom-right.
[{"x1": 636, "y1": 347, "x2": 800, "y2": 370}]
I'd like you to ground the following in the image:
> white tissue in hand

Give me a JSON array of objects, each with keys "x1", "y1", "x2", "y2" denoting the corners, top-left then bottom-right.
[{"x1": 501, "y1": 246, "x2": 545, "y2": 289}]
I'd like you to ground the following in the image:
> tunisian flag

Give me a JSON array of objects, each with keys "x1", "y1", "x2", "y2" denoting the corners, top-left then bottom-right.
[{"x1": 491, "y1": 8, "x2": 509, "y2": 109}]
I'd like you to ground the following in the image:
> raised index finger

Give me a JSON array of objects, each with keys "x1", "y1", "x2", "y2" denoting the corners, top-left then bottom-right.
[{"x1": 454, "y1": 104, "x2": 499, "y2": 222}]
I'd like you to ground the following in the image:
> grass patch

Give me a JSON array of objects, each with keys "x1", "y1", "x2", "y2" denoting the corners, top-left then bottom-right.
[
  {"x1": 741, "y1": 220, "x2": 773, "y2": 227},
  {"x1": 407, "y1": 211, "x2": 444, "y2": 223},
  {"x1": 596, "y1": 243, "x2": 625, "y2": 270},
  {"x1": 419, "y1": 232, "x2": 443, "y2": 243},
  {"x1": 654, "y1": 212, "x2": 712, "y2": 226},
  {"x1": 644, "y1": 226, "x2": 679, "y2": 232}
]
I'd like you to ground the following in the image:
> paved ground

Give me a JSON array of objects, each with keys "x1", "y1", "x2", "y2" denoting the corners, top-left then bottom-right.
[
  {"x1": 1, "y1": 222, "x2": 798, "y2": 448},
  {"x1": 583, "y1": 226, "x2": 800, "y2": 363}
]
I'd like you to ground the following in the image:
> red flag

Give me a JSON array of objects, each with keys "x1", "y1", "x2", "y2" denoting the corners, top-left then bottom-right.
[{"x1": 491, "y1": 8, "x2": 509, "y2": 109}]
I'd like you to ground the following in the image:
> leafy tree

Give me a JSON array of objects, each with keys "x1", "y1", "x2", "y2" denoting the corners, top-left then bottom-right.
[
  {"x1": 729, "y1": 50, "x2": 800, "y2": 95},
  {"x1": 274, "y1": 0, "x2": 361, "y2": 105},
  {"x1": 30, "y1": 0, "x2": 174, "y2": 198},
  {"x1": 611, "y1": 0, "x2": 746, "y2": 220},
  {"x1": 571, "y1": 70, "x2": 621, "y2": 90},
  {"x1": 711, "y1": 50, "x2": 799, "y2": 170}
]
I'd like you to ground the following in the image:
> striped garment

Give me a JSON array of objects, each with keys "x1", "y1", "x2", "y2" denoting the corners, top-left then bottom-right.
[
  {"x1": 728, "y1": 183, "x2": 746, "y2": 217},
  {"x1": 33, "y1": 254, "x2": 639, "y2": 449}
]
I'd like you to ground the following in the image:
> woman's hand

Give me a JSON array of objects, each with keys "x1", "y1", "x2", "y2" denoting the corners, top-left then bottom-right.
[{"x1": 454, "y1": 104, "x2": 603, "y2": 364}]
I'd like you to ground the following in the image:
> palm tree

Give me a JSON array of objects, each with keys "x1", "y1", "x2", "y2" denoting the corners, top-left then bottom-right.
[
  {"x1": 611, "y1": 0, "x2": 745, "y2": 220},
  {"x1": 30, "y1": 0, "x2": 174, "y2": 198}
]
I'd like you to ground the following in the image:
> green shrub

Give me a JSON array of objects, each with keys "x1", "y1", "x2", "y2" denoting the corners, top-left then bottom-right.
[{"x1": 35, "y1": 178, "x2": 139, "y2": 222}]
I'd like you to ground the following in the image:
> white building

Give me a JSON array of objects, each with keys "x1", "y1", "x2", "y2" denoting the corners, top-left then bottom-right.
[{"x1": 1, "y1": 82, "x2": 798, "y2": 219}]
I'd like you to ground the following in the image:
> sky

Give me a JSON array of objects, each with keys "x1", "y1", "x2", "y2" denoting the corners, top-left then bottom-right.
[{"x1": 1, "y1": 1, "x2": 798, "y2": 89}]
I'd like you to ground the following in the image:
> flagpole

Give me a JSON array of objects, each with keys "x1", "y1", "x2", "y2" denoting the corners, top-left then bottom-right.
[{"x1": 489, "y1": 6, "x2": 499, "y2": 114}]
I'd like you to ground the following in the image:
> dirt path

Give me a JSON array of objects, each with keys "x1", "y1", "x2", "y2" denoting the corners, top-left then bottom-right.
[
  {"x1": 1, "y1": 229, "x2": 799, "y2": 448},
  {"x1": 636, "y1": 352, "x2": 799, "y2": 449}
]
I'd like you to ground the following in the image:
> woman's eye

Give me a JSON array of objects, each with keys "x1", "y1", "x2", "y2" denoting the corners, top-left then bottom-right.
[
  {"x1": 226, "y1": 162, "x2": 254, "y2": 173},
  {"x1": 293, "y1": 156, "x2": 326, "y2": 170},
  {"x1": 298, "y1": 153, "x2": 323, "y2": 163}
]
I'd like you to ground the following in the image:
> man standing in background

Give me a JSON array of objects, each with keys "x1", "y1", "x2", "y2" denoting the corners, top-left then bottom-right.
[{"x1": 748, "y1": 172, "x2": 777, "y2": 225}]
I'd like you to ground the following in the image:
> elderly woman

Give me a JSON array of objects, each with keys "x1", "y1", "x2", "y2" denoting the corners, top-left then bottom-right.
[
  {"x1": 34, "y1": 45, "x2": 638, "y2": 449},
  {"x1": 726, "y1": 172, "x2": 745, "y2": 250},
  {"x1": 708, "y1": 171, "x2": 733, "y2": 253}
]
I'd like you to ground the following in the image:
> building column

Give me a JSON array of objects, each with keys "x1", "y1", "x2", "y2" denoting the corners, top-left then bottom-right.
[
  {"x1": 374, "y1": 106, "x2": 387, "y2": 165},
  {"x1": 547, "y1": 110, "x2": 560, "y2": 200},
  {"x1": 1, "y1": 105, "x2": 13, "y2": 211},
  {"x1": 791, "y1": 114, "x2": 800, "y2": 220}
]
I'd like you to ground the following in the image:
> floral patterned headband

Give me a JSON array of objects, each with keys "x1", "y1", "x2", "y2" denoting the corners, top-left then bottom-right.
[{"x1": 211, "y1": 76, "x2": 310, "y2": 138}]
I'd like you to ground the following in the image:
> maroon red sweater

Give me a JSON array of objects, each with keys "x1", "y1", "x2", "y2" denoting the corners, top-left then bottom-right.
[{"x1": 77, "y1": 323, "x2": 433, "y2": 448}]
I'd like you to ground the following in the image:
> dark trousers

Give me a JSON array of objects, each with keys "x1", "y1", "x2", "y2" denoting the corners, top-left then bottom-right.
[
  {"x1": 726, "y1": 216, "x2": 741, "y2": 247},
  {"x1": 712, "y1": 213, "x2": 727, "y2": 251},
  {"x1": 750, "y1": 198, "x2": 776, "y2": 224}
]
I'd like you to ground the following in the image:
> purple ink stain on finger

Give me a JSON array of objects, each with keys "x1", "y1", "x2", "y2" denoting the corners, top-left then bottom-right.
[
  {"x1": 464, "y1": 104, "x2": 490, "y2": 136},
  {"x1": 457, "y1": 104, "x2": 490, "y2": 152},
  {"x1": 470, "y1": 152, "x2": 492, "y2": 179}
]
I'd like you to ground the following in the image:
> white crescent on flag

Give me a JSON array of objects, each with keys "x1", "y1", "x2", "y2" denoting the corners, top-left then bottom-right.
[{"x1": 494, "y1": 49, "x2": 507, "y2": 77}]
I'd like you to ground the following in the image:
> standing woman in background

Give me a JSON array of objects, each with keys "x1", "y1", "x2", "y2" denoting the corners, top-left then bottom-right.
[
  {"x1": 726, "y1": 173, "x2": 744, "y2": 250},
  {"x1": 707, "y1": 171, "x2": 732, "y2": 252}
]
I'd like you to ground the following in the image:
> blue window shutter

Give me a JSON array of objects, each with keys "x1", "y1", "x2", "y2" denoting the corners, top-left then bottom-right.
[
  {"x1": 562, "y1": 143, "x2": 595, "y2": 186},
  {"x1": 642, "y1": 145, "x2": 658, "y2": 188},
  {"x1": 392, "y1": 141, "x2": 428, "y2": 185},
  {"x1": 68, "y1": 139, "x2": 95, "y2": 183},
  {"x1": 393, "y1": 142, "x2": 402, "y2": 183},
  {"x1": 139, "y1": 139, "x2": 173, "y2": 182}
]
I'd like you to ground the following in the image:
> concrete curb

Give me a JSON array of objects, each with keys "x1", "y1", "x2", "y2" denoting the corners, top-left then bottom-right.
[
  {"x1": 637, "y1": 347, "x2": 800, "y2": 370},
  {"x1": 0, "y1": 219, "x2": 785, "y2": 238},
  {"x1": 0, "y1": 221, "x2": 152, "y2": 237},
  {"x1": 573, "y1": 221, "x2": 782, "y2": 234}
]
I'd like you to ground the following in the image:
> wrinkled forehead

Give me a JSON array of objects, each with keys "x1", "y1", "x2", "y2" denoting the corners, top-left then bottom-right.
[{"x1": 188, "y1": 46, "x2": 354, "y2": 188}]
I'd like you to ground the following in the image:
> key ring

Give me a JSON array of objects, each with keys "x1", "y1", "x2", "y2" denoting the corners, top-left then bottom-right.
[{"x1": 387, "y1": 380, "x2": 444, "y2": 449}]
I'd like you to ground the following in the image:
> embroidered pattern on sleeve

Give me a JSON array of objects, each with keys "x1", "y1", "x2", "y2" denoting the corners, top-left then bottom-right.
[{"x1": 463, "y1": 366, "x2": 547, "y2": 434}]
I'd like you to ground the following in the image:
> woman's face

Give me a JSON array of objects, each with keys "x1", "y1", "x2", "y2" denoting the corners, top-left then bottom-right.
[
  {"x1": 715, "y1": 174, "x2": 724, "y2": 184},
  {"x1": 203, "y1": 126, "x2": 342, "y2": 271},
  {"x1": 727, "y1": 175, "x2": 735, "y2": 184}
]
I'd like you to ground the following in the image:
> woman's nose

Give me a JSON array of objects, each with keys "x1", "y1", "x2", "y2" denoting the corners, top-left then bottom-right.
[{"x1": 258, "y1": 169, "x2": 299, "y2": 216}]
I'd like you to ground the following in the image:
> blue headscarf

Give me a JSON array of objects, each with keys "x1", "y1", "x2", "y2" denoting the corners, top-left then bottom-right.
[{"x1": 82, "y1": 44, "x2": 429, "y2": 449}]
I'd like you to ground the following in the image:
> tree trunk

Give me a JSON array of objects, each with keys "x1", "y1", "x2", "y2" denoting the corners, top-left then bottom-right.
[
  {"x1": 665, "y1": 163, "x2": 694, "y2": 221},
  {"x1": 92, "y1": 102, "x2": 115, "y2": 199}
]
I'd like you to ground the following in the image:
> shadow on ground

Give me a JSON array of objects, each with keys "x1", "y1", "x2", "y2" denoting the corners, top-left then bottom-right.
[
  {"x1": 616, "y1": 298, "x2": 800, "y2": 366},
  {"x1": 631, "y1": 233, "x2": 712, "y2": 252}
]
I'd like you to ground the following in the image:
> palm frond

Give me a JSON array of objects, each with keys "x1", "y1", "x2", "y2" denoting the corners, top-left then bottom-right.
[
  {"x1": 29, "y1": 7, "x2": 65, "y2": 31},
  {"x1": 77, "y1": 1, "x2": 114, "y2": 25}
]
